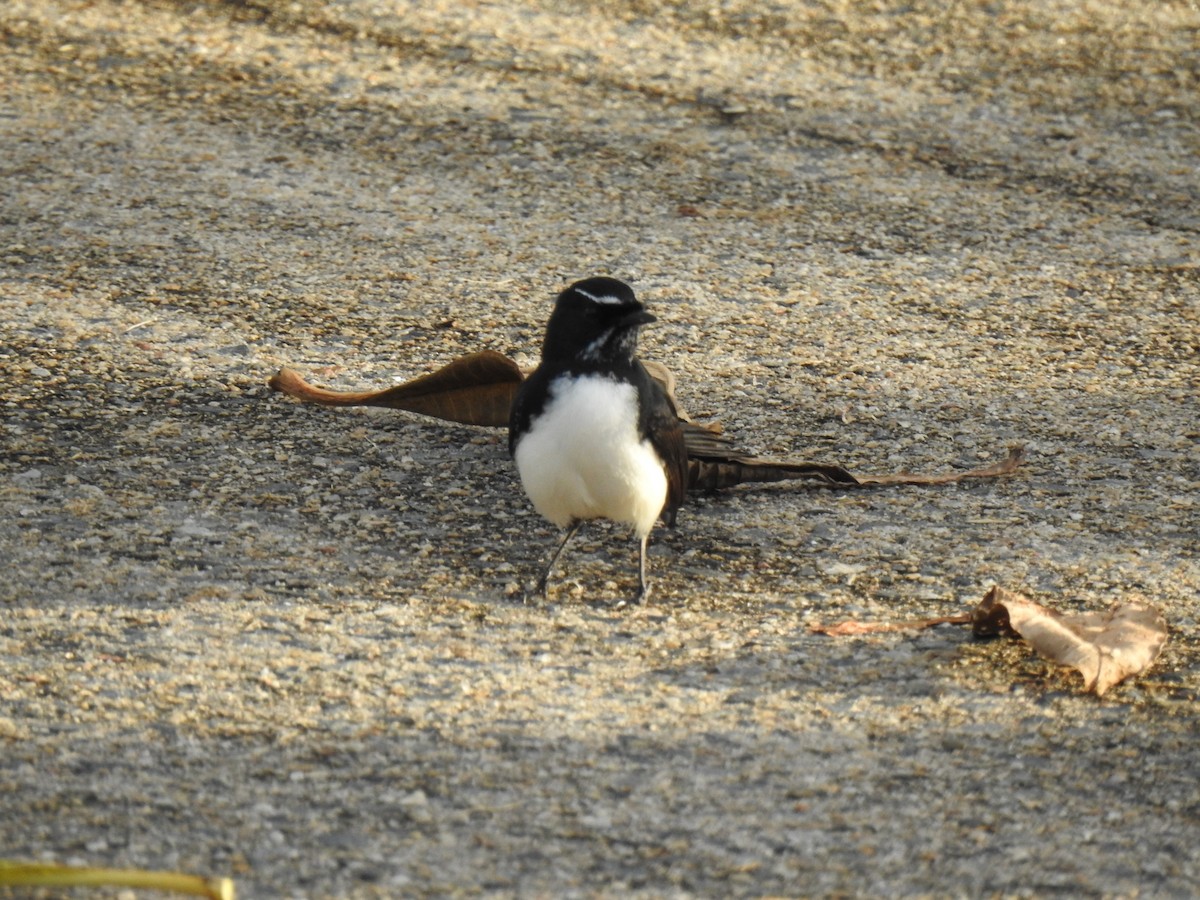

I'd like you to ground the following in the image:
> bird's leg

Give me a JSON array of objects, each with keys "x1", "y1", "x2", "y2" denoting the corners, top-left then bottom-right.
[
  {"x1": 532, "y1": 521, "x2": 582, "y2": 602},
  {"x1": 632, "y1": 532, "x2": 652, "y2": 604}
]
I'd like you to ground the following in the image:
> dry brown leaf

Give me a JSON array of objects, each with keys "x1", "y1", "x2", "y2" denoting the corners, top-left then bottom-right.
[
  {"x1": 972, "y1": 585, "x2": 1168, "y2": 696},
  {"x1": 269, "y1": 350, "x2": 523, "y2": 427},
  {"x1": 268, "y1": 354, "x2": 1026, "y2": 492},
  {"x1": 270, "y1": 355, "x2": 702, "y2": 427}
]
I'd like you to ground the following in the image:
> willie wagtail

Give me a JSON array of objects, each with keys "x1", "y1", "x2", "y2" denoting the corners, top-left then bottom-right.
[{"x1": 509, "y1": 277, "x2": 688, "y2": 603}]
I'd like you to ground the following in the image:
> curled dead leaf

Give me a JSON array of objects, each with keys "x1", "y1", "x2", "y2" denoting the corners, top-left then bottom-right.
[
  {"x1": 269, "y1": 354, "x2": 1026, "y2": 493},
  {"x1": 269, "y1": 351, "x2": 523, "y2": 427},
  {"x1": 972, "y1": 586, "x2": 1168, "y2": 696}
]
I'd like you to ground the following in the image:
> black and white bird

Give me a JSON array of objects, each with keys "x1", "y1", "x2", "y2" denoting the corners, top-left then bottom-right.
[{"x1": 508, "y1": 277, "x2": 688, "y2": 604}]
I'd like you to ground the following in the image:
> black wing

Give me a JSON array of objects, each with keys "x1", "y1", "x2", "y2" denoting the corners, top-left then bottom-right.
[
  {"x1": 634, "y1": 360, "x2": 689, "y2": 525},
  {"x1": 508, "y1": 364, "x2": 553, "y2": 457}
]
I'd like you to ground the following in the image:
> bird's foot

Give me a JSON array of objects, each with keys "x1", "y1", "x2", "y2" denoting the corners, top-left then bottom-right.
[
  {"x1": 616, "y1": 583, "x2": 650, "y2": 608},
  {"x1": 522, "y1": 576, "x2": 551, "y2": 606}
]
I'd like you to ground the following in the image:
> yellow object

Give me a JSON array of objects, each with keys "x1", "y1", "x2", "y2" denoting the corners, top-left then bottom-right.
[{"x1": 0, "y1": 861, "x2": 234, "y2": 899}]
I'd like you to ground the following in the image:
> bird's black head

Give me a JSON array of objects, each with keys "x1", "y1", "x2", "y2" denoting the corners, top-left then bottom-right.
[{"x1": 540, "y1": 277, "x2": 656, "y2": 366}]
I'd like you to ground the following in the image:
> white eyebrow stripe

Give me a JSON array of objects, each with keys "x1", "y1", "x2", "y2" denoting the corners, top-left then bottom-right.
[{"x1": 572, "y1": 286, "x2": 624, "y2": 305}]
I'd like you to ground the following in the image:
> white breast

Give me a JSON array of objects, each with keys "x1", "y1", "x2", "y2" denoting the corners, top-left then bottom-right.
[{"x1": 514, "y1": 375, "x2": 668, "y2": 537}]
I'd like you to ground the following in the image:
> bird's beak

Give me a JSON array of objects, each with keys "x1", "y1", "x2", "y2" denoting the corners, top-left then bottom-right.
[{"x1": 619, "y1": 309, "x2": 656, "y2": 328}]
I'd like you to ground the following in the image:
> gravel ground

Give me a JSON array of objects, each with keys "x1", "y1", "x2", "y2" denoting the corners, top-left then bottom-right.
[{"x1": 2, "y1": 1, "x2": 1198, "y2": 897}]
